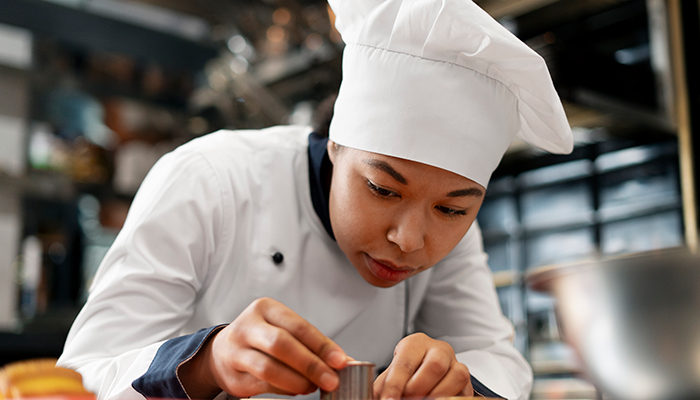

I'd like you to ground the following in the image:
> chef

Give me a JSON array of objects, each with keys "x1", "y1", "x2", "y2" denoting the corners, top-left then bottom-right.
[{"x1": 58, "y1": 0, "x2": 573, "y2": 399}]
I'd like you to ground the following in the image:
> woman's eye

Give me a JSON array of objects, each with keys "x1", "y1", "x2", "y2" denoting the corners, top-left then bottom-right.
[
  {"x1": 367, "y1": 180, "x2": 397, "y2": 198},
  {"x1": 436, "y1": 205, "x2": 467, "y2": 217}
]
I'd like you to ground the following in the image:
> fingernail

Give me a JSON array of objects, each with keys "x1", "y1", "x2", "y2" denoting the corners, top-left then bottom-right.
[
  {"x1": 328, "y1": 350, "x2": 346, "y2": 367},
  {"x1": 320, "y1": 372, "x2": 338, "y2": 390}
]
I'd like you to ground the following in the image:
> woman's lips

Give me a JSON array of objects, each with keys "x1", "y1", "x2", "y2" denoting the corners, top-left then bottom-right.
[{"x1": 364, "y1": 254, "x2": 415, "y2": 282}]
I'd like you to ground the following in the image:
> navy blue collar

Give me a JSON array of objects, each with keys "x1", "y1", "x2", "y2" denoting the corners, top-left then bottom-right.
[{"x1": 308, "y1": 132, "x2": 335, "y2": 240}]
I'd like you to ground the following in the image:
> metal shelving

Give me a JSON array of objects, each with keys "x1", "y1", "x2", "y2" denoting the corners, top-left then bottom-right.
[{"x1": 480, "y1": 138, "x2": 684, "y2": 381}]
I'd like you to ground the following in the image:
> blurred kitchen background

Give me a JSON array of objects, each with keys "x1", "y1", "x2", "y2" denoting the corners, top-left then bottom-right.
[{"x1": 1, "y1": 0, "x2": 700, "y2": 398}]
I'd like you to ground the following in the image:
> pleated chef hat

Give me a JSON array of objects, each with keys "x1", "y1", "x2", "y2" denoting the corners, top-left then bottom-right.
[{"x1": 327, "y1": 0, "x2": 574, "y2": 187}]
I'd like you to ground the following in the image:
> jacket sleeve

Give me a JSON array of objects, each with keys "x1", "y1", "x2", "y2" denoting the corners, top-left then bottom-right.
[
  {"x1": 132, "y1": 325, "x2": 226, "y2": 399},
  {"x1": 413, "y1": 222, "x2": 533, "y2": 400},
  {"x1": 57, "y1": 145, "x2": 233, "y2": 400}
]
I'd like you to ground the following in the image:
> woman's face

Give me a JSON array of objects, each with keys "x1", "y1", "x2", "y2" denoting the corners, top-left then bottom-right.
[{"x1": 327, "y1": 141, "x2": 485, "y2": 288}]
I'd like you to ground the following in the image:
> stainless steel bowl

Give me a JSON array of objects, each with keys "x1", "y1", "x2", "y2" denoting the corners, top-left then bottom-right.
[{"x1": 527, "y1": 248, "x2": 700, "y2": 400}]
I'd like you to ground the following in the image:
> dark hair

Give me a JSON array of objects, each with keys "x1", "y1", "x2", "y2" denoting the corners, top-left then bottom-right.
[{"x1": 312, "y1": 94, "x2": 337, "y2": 138}]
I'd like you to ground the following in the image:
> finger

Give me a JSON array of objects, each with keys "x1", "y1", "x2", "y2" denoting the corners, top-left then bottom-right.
[
  {"x1": 426, "y1": 363, "x2": 472, "y2": 398},
  {"x1": 229, "y1": 347, "x2": 317, "y2": 396},
  {"x1": 378, "y1": 353, "x2": 423, "y2": 400},
  {"x1": 245, "y1": 321, "x2": 340, "y2": 391},
  {"x1": 223, "y1": 371, "x2": 303, "y2": 398},
  {"x1": 373, "y1": 369, "x2": 388, "y2": 399},
  {"x1": 402, "y1": 350, "x2": 451, "y2": 397},
  {"x1": 248, "y1": 299, "x2": 345, "y2": 390},
  {"x1": 262, "y1": 300, "x2": 348, "y2": 369},
  {"x1": 230, "y1": 373, "x2": 315, "y2": 398},
  {"x1": 461, "y1": 378, "x2": 474, "y2": 398}
]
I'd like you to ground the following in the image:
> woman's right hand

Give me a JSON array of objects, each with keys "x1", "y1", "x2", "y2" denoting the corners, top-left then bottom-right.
[{"x1": 179, "y1": 297, "x2": 349, "y2": 399}]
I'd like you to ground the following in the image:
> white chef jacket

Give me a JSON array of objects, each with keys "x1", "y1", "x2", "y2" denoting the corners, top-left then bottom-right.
[{"x1": 57, "y1": 126, "x2": 533, "y2": 400}]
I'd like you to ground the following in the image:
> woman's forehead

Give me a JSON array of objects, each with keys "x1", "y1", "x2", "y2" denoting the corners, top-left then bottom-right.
[{"x1": 346, "y1": 146, "x2": 484, "y2": 192}]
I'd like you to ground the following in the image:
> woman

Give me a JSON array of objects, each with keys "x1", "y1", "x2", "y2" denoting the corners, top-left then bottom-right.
[{"x1": 58, "y1": 1, "x2": 573, "y2": 399}]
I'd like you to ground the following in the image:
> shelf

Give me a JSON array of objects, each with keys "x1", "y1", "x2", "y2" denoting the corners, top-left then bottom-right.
[
  {"x1": 519, "y1": 159, "x2": 593, "y2": 189},
  {"x1": 529, "y1": 340, "x2": 582, "y2": 376},
  {"x1": 531, "y1": 359, "x2": 583, "y2": 376},
  {"x1": 480, "y1": 203, "x2": 683, "y2": 240},
  {"x1": 253, "y1": 43, "x2": 339, "y2": 86},
  {"x1": 476, "y1": 0, "x2": 562, "y2": 19},
  {"x1": 484, "y1": 176, "x2": 517, "y2": 196},
  {"x1": 595, "y1": 142, "x2": 678, "y2": 173},
  {"x1": 597, "y1": 197, "x2": 681, "y2": 223},
  {"x1": 563, "y1": 102, "x2": 612, "y2": 130},
  {"x1": 0, "y1": 171, "x2": 77, "y2": 201},
  {"x1": 532, "y1": 376, "x2": 598, "y2": 400},
  {"x1": 481, "y1": 229, "x2": 517, "y2": 243},
  {"x1": 0, "y1": 0, "x2": 218, "y2": 72},
  {"x1": 522, "y1": 211, "x2": 596, "y2": 234}
]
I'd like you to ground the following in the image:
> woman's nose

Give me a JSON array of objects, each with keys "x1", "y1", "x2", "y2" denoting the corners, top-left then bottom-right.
[{"x1": 386, "y1": 210, "x2": 426, "y2": 253}]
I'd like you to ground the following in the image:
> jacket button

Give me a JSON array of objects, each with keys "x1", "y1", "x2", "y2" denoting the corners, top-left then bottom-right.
[{"x1": 271, "y1": 252, "x2": 284, "y2": 265}]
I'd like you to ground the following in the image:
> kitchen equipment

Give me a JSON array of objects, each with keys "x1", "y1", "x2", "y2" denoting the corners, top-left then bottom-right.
[
  {"x1": 527, "y1": 248, "x2": 700, "y2": 400},
  {"x1": 321, "y1": 361, "x2": 374, "y2": 400}
]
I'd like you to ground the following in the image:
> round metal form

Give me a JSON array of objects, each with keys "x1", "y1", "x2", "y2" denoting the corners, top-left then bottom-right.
[{"x1": 321, "y1": 361, "x2": 375, "y2": 400}]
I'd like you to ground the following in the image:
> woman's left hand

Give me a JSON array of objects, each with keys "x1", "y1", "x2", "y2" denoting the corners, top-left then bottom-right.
[{"x1": 373, "y1": 333, "x2": 473, "y2": 400}]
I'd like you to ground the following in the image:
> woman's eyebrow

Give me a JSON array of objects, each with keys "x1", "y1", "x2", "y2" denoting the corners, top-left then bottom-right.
[
  {"x1": 447, "y1": 187, "x2": 484, "y2": 197},
  {"x1": 363, "y1": 159, "x2": 407, "y2": 184}
]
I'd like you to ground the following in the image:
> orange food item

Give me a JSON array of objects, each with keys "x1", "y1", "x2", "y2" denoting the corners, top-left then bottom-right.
[{"x1": 0, "y1": 358, "x2": 94, "y2": 399}]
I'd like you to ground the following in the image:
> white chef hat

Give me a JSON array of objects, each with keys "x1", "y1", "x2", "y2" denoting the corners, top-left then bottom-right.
[{"x1": 327, "y1": 0, "x2": 573, "y2": 188}]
